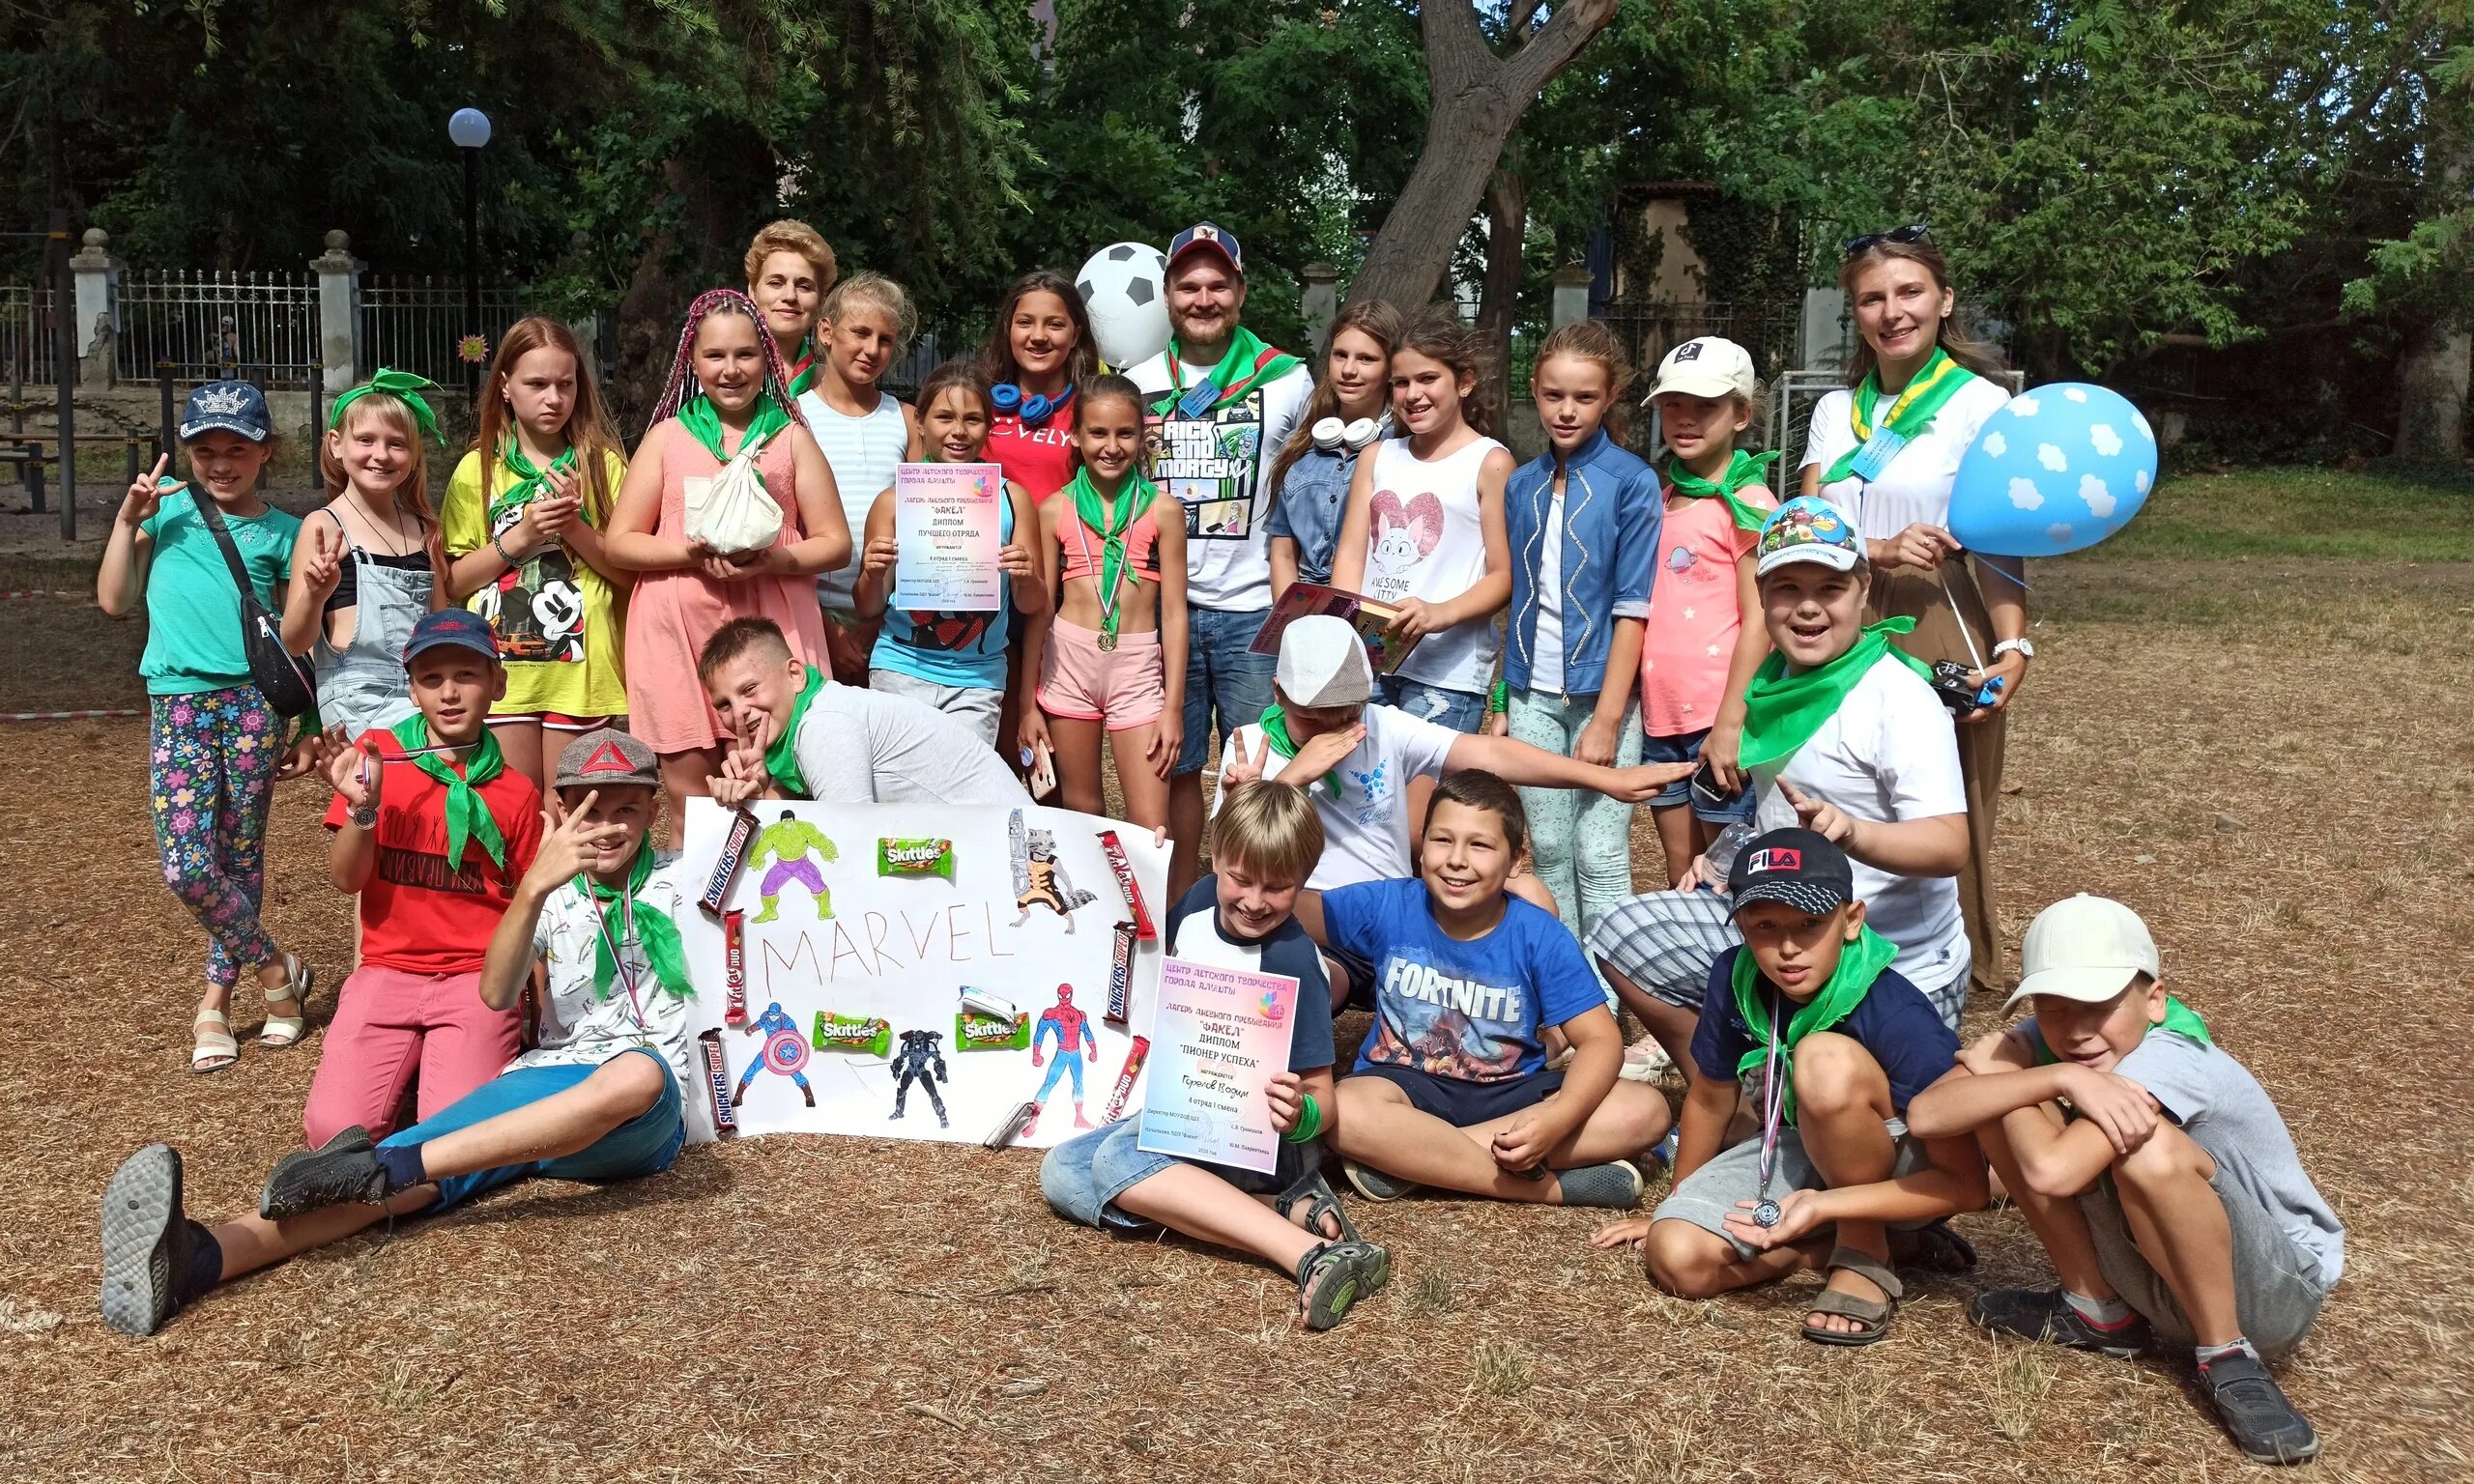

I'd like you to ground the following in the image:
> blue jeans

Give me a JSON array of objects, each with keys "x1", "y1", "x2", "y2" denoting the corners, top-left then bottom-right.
[
  {"x1": 1375, "y1": 673, "x2": 1486, "y2": 732},
  {"x1": 1040, "y1": 1116, "x2": 1316, "y2": 1230},
  {"x1": 1641, "y1": 728, "x2": 1756, "y2": 824},
  {"x1": 1177, "y1": 605, "x2": 1279, "y2": 776},
  {"x1": 1507, "y1": 689, "x2": 1642, "y2": 960},
  {"x1": 379, "y1": 1048, "x2": 685, "y2": 1212}
]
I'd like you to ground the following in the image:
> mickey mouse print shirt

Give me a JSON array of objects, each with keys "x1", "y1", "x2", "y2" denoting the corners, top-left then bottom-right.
[
  {"x1": 441, "y1": 447, "x2": 631, "y2": 720},
  {"x1": 1359, "y1": 436, "x2": 1504, "y2": 695}
]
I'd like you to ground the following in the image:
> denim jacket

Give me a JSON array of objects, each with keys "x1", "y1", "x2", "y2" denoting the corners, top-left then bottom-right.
[{"x1": 1503, "y1": 427, "x2": 1660, "y2": 696}]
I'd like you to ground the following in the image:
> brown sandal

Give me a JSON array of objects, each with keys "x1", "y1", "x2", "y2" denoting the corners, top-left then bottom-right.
[{"x1": 1801, "y1": 1246, "x2": 1904, "y2": 1346}]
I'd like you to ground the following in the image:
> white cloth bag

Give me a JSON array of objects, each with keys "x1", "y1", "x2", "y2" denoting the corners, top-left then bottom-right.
[{"x1": 683, "y1": 426, "x2": 785, "y2": 555}]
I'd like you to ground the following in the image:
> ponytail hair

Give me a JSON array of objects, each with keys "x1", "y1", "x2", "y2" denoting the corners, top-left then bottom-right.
[
  {"x1": 1268, "y1": 298, "x2": 1404, "y2": 497},
  {"x1": 473, "y1": 315, "x2": 622, "y2": 522},
  {"x1": 1532, "y1": 319, "x2": 1636, "y2": 445},
  {"x1": 1074, "y1": 372, "x2": 1147, "y2": 430},
  {"x1": 1395, "y1": 309, "x2": 1498, "y2": 439},
  {"x1": 981, "y1": 270, "x2": 1100, "y2": 391},
  {"x1": 1837, "y1": 237, "x2": 2007, "y2": 386},
  {"x1": 915, "y1": 357, "x2": 993, "y2": 423}
]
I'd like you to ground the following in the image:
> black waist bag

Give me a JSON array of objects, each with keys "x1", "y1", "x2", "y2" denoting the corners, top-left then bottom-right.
[{"x1": 188, "y1": 487, "x2": 318, "y2": 719}]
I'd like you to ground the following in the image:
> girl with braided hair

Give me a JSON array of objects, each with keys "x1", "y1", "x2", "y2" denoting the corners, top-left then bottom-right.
[{"x1": 606, "y1": 288, "x2": 850, "y2": 838}]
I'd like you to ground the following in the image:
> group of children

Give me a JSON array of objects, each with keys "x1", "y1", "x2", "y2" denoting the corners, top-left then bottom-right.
[{"x1": 89, "y1": 216, "x2": 2338, "y2": 1467}]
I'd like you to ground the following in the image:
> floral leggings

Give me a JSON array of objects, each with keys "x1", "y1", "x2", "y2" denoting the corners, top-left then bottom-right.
[
  {"x1": 1508, "y1": 688, "x2": 1643, "y2": 973},
  {"x1": 149, "y1": 687, "x2": 281, "y2": 988}
]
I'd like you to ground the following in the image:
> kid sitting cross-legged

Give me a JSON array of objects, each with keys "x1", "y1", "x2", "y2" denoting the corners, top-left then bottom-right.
[
  {"x1": 1297, "y1": 771, "x2": 1672, "y2": 1209},
  {"x1": 101, "y1": 728, "x2": 694, "y2": 1338},
  {"x1": 1904, "y1": 895, "x2": 2341, "y2": 1466},
  {"x1": 1592, "y1": 828, "x2": 1986, "y2": 1346},
  {"x1": 1040, "y1": 780, "x2": 1391, "y2": 1330}
]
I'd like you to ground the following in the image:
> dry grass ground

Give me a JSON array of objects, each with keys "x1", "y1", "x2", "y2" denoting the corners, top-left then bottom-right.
[{"x1": 1, "y1": 470, "x2": 2470, "y2": 1481}]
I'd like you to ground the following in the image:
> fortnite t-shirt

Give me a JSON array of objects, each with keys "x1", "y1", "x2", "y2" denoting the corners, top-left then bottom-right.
[{"x1": 1322, "y1": 878, "x2": 1605, "y2": 1083}]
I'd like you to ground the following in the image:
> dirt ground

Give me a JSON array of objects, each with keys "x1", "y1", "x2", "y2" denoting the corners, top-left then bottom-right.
[{"x1": 1, "y1": 545, "x2": 2470, "y2": 1482}]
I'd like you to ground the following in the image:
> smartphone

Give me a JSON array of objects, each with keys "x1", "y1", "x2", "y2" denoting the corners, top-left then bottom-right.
[{"x1": 1688, "y1": 758, "x2": 1740, "y2": 811}]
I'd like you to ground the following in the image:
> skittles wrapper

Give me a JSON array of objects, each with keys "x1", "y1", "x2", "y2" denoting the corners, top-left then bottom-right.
[
  {"x1": 812, "y1": 1011, "x2": 893, "y2": 1058},
  {"x1": 956, "y1": 1010, "x2": 1032, "y2": 1052},
  {"x1": 877, "y1": 837, "x2": 956, "y2": 880}
]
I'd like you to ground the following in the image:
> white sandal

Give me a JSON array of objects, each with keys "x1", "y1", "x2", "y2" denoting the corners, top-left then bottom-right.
[
  {"x1": 191, "y1": 1010, "x2": 240, "y2": 1073},
  {"x1": 260, "y1": 954, "x2": 312, "y2": 1049}
]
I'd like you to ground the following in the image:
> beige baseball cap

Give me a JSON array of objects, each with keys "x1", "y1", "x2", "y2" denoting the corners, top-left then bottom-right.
[
  {"x1": 1646, "y1": 336, "x2": 1759, "y2": 401},
  {"x1": 2002, "y1": 894, "x2": 2163, "y2": 1012},
  {"x1": 1274, "y1": 615, "x2": 1372, "y2": 708}
]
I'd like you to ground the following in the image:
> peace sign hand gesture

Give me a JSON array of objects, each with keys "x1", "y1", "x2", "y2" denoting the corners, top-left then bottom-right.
[
  {"x1": 120, "y1": 454, "x2": 171, "y2": 528},
  {"x1": 525, "y1": 789, "x2": 628, "y2": 889}
]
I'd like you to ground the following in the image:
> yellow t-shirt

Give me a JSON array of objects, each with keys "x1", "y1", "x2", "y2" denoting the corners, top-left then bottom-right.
[{"x1": 441, "y1": 445, "x2": 631, "y2": 718}]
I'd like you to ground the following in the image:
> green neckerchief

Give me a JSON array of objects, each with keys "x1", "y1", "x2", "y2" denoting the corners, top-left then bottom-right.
[
  {"x1": 387, "y1": 714, "x2": 507, "y2": 870},
  {"x1": 1731, "y1": 925, "x2": 1899, "y2": 1124},
  {"x1": 1259, "y1": 704, "x2": 1340, "y2": 798},
  {"x1": 1155, "y1": 327, "x2": 1303, "y2": 416},
  {"x1": 489, "y1": 442, "x2": 579, "y2": 526},
  {"x1": 583, "y1": 844, "x2": 692, "y2": 1001},
  {"x1": 331, "y1": 367, "x2": 446, "y2": 445},
  {"x1": 1666, "y1": 449, "x2": 1778, "y2": 533},
  {"x1": 785, "y1": 336, "x2": 820, "y2": 398},
  {"x1": 761, "y1": 665, "x2": 826, "y2": 799},
  {"x1": 1736, "y1": 618, "x2": 1934, "y2": 770},
  {"x1": 1064, "y1": 466, "x2": 1152, "y2": 638},
  {"x1": 1820, "y1": 347, "x2": 1978, "y2": 486},
  {"x1": 676, "y1": 390, "x2": 791, "y2": 465},
  {"x1": 2034, "y1": 996, "x2": 2212, "y2": 1066}
]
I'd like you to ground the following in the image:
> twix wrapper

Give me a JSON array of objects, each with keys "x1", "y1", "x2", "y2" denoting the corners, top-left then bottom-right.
[
  {"x1": 1102, "y1": 1036, "x2": 1151, "y2": 1125},
  {"x1": 700, "y1": 806, "x2": 760, "y2": 917},
  {"x1": 723, "y1": 907, "x2": 748, "y2": 1027},
  {"x1": 1095, "y1": 829, "x2": 1156, "y2": 940}
]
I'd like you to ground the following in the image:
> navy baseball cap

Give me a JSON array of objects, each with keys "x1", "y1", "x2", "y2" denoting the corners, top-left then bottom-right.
[
  {"x1": 1727, "y1": 827, "x2": 1856, "y2": 916},
  {"x1": 1168, "y1": 221, "x2": 1243, "y2": 276},
  {"x1": 402, "y1": 609, "x2": 501, "y2": 667},
  {"x1": 179, "y1": 381, "x2": 273, "y2": 443}
]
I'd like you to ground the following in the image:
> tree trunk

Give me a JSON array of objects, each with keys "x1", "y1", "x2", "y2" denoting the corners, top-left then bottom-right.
[
  {"x1": 1346, "y1": 0, "x2": 1616, "y2": 312},
  {"x1": 1475, "y1": 167, "x2": 1527, "y2": 417},
  {"x1": 2395, "y1": 320, "x2": 2471, "y2": 464}
]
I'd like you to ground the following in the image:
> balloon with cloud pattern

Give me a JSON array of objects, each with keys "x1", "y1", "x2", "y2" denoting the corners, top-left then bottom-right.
[{"x1": 1945, "y1": 384, "x2": 2157, "y2": 557}]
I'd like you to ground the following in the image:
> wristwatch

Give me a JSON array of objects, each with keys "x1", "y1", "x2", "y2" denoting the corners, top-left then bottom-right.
[{"x1": 1992, "y1": 638, "x2": 2035, "y2": 661}]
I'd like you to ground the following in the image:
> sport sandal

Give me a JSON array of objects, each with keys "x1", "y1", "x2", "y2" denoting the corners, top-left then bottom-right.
[
  {"x1": 1801, "y1": 1246, "x2": 1905, "y2": 1347},
  {"x1": 190, "y1": 1010, "x2": 239, "y2": 1074},
  {"x1": 260, "y1": 954, "x2": 313, "y2": 1049},
  {"x1": 1275, "y1": 1168, "x2": 1370, "y2": 1254},
  {"x1": 1293, "y1": 1240, "x2": 1390, "y2": 1331}
]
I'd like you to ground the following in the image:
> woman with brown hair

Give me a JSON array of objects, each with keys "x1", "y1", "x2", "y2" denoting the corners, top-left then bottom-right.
[{"x1": 1799, "y1": 226, "x2": 2024, "y2": 1001}]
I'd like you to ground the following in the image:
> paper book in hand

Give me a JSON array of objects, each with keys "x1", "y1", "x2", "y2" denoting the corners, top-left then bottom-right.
[{"x1": 1247, "y1": 582, "x2": 1422, "y2": 675}]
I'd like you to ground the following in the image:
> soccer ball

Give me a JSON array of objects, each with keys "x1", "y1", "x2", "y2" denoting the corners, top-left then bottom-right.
[{"x1": 1076, "y1": 242, "x2": 1172, "y2": 371}]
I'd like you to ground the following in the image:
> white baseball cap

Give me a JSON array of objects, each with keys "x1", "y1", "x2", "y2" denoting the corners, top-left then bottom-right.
[
  {"x1": 1646, "y1": 336, "x2": 1758, "y2": 402},
  {"x1": 1274, "y1": 615, "x2": 1372, "y2": 708},
  {"x1": 2002, "y1": 894, "x2": 2163, "y2": 1012}
]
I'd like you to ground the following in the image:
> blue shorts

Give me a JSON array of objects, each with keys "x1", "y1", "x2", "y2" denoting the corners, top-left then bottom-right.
[
  {"x1": 1375, "y1": 673, "x2": 1486, "y2": 733},
  {"x1": 380, "y1": 1047, "x2": 685, "y2": 1212},
  {"x1": 1040, "y1": 1116, "x2": 1320, "y2": 1230},
  {"x1": 1178, "y1": 605, "x2": 1279, "y2": 776},
  {"x1": 1641, "y1": 728, "x2": 1757, "y2": 824},
  {"x1": 1348, "y1": 1063, "x2": 1566, "y2": 1127}
]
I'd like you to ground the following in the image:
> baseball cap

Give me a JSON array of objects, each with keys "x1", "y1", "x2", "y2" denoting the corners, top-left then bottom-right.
[
  {"x1": 1167, "y1": 221, "x2": 1244, "y2": 277},
  {"x1": 554, "y1": 727, "x2": 659, "y2": 793},
  {"x1": 402, "y1": 608, "x2": 501, "y2": 667},
  {"x1": 1755, "y1": 496, "x2": 1863, "y2": 577},
  {"x1": 2003, "y1": 895, "x2": 2162, "y2": 1012},
  {"x1": 1646, "y1": 337, "x2": 1758, "y2": 402},
  {"x1": 1726, "y1": 827, "x2": 1856, "y2": 916},
  {"x1": 179, "y1": 380, "x2": 273, "y2": 443},
  {"x1": 1274, "y1": 615, "x2": 1372, "y2": 709}
]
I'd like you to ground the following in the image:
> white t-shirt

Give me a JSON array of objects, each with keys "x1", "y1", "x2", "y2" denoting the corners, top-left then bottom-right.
[
  {"x1": 518, "y1": 852, "x2": 699, "y2": 1091},
  {"x1": 1748, "y1": 653, "x2": 1969, "y2": 993},
  {"x1": 1125, "y1": 347, "x2": 1313, "y2": 612},
  {"x1": 1361, "y1": 435, "x2": 1505, "y2": 694},
  {"x1": 1529, "y1": 482, "x2": 1567, "y2": 694},
  {"x1": 1221, "y1": 702, "x2": 1460, "y2": 890},
  {"x1": 798, "y1": 389, "x2": 909, "y2": 612},
  {"x1": 792, "y1": 681, "x2": 1031, "y2": 805},
  {"x1": 1799, "y1": 376, "x2": 2011, "y2": 541}
]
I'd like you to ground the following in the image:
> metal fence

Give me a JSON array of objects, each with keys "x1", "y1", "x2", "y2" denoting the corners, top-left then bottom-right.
[
  {"x1": 358, "y1": 276, "x2": 538, "y2": 387},
  {"x1": 115, "y1": 270, "x2": 322, "y2": 386},
  {"x1": 0, "y1": 284, "x2": 54, "y2": 385},
  {"x1": 1507, "y1": 299, "x2": 1805, "y2": 418},
  {"x1": 1766, "y1": 365, "x2": 2027, "y2": 468}
]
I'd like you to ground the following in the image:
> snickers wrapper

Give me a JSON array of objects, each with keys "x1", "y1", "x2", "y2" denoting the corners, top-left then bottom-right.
[
  {"x1": 699, "y1": 1029, "x2": 737, "y2": 1135},
  {"x1": 1107, "y1": 920, "x2": 1136, "y2": 1026},
  {"x1": 700, "y1": 807, "x2": 760, "y2": 916}
]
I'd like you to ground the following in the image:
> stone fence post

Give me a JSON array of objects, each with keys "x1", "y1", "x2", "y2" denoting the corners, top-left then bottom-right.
[
  {"x1": 71, "y1": 228, "x2": 121, "y2": 386},
  {"x1": 312, "y1": 230, "x2": 365, "y2": 393}
]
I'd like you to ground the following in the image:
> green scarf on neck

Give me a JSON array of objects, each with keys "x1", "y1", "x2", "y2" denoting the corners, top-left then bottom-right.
[
  {"x1": 1736, "y1": 618, "x2": 1934, "y2": 770},
  {"x1": 1064, "y1": 467, "x2": 1152, "y2": 638},
  {"x1": 1156, "y1": 327, "x2": 1303, "y2": 416},
  {"x1": 489, "y1": 442, "x2": 578, "y2": 526},
  {"x1": 1259, "y1": 704, "x2": 1340, "y2": 798},
  {"x1": 2034, "y1": 997, "x2": 2212, "y2": 1065},
  {"x1": 583, "y1": 844, "x2": 692, "y2": 1000},
  {"x1": 1731, "y1": 926, "x2": 1899, "y2": 1124},
  {"x1": 761, "y1": 665, "x2": 826, "y2": 799},
  {"x1": 1820, "y1": 348, "x2": 1978, "y2": 486},
  {"x1": 1666, "y1": 449, "x2": 1778, "y2": 533},
  {"x1": 676, "y1": 390, "x2": 791, "y2": 465},
  {"x1": 388, "y1": 714, "x2": 507, "y2": 870},
  {"x1": 785, "y1": 335, "x2": 820, "y2": 398}
]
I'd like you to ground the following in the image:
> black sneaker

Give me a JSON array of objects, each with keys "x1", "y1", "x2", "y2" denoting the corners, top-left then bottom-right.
[
  {"x1": 2199, "y1": 1349, "x2": 2320, "y2": 1465},
  {"x1": 1554, "y1": 1159, "x2": 1647, "y2": 1210},
  {"x1": 101, "y1": 1145, "x2": 196, "y2": 1338},
  {"x1": 258, "y1": 1126, "x2": 386, "y2": 1219},
  {"x1": 1969, "y1": 1285, "x2": 2151, "y2": 1358},
  {"x1": 1340, "y1": 1157, "x2": 1422, "y2": 1202}
]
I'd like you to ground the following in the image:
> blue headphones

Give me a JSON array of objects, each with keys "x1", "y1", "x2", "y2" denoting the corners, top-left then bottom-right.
[{"x1": 992, "y1": 382, "x2": 1074, "y2": 427}]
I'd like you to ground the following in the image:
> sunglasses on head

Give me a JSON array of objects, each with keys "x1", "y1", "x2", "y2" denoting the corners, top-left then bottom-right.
[{"x1": 1843, "y1": 223, "x2": 1931, "y2": 259}]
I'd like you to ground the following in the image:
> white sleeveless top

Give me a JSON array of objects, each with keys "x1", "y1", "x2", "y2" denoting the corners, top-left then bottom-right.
[
  {"x1": 799, "y1": 388, "x2": 909, "y2": 612},
  {"x1": 1360, "y1": 434, "x2": 1503, "y2": 694}
]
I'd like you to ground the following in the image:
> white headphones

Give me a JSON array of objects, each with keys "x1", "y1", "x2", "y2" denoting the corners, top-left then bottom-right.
[{"x1": 1311, "y1": 414, "x2": 1385, "y2": 453}]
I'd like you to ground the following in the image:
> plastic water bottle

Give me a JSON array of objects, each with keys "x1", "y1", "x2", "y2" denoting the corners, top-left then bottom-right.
[{"x1": 1699, "y1": 822, "x2": 1757, "y2": 893}]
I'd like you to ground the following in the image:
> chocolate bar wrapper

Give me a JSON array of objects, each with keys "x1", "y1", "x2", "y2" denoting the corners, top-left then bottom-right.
[
  {"x1": 1106, "y1": 919, "x2": 1136, "y2": 1026},
  {"x1": 955, "y1": 1011, "x2": 1032, "y2": 1051},
  {"x1": 877, "y1": 836, "x2": 955, "y2": 880},
  {"x1": 1102, "y1": 1035, "x2": 1151, "y2": 1124},
  {"x1": 699, "y1": 807, "x2": 759, "y2": 916},
  {"x1": 984, "y1": 1100, "x2": 1039, "y2": 1150},
  {"x1": 1095, "y1": 829, "x2": 1157, "y2": 940},
  {"x1": 699, "y1": 1029, "x2": 737, "y2": 1135},
  {"x1": 723, "y1": 908, "x2": 748, "y2": 1027}
]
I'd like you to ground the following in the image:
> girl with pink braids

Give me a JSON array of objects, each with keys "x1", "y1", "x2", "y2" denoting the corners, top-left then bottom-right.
[{"x1": 606, "y1": 289, "x2": 851, "y2": 836}]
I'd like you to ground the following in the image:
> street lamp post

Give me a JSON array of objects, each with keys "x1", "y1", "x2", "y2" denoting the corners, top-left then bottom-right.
[{"x1": 448, "y1": 107, "x2": 492, "y2": 399}]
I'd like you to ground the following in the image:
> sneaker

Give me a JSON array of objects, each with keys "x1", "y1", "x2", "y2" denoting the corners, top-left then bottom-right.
[
  {"x1": 1340, "y1": 1157, "x2": 1422, "y2": 1202},
  {"x1": 2199, "y1": 1349, "x2": 2320, "y2": 1465},
  {"x1": 101, "y1": 1145, "x2": 196, "y2": 1338},
  {"x1": 258, "y1": 1126, "x2": 385, "y2": 1219},
  {"x1": 1294, "y1": 1239, "x2": 1391, "y2": 1331},
  {"x1": 1554, "y1": 1159, "x2": 1646, "y2": 1210},
  {"x1": 1618, "y1": 1036, "x2": 1672, "y2": 1083},
  {"x1": 1969, "y1": 1285, "x2": 2151, "y2": 1358}
]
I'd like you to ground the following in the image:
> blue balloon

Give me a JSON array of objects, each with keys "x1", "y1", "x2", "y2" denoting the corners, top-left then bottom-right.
[{"x1": 1945, "y1": 383, "x2": 2157, "y2": 557}]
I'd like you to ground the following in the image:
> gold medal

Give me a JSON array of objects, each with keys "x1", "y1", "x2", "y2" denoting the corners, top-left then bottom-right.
[{"x1": 1097, "y1": 631, "x2": 1117, "y2": 652}]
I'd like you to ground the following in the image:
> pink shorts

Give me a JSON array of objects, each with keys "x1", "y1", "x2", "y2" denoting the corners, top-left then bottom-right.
[
  {"x1": 302, "y1": 964, "x2": 523, "y2": 1146},
  {"x1": 1039, "y1": 618, "x2": 1165, "y2": 731}
]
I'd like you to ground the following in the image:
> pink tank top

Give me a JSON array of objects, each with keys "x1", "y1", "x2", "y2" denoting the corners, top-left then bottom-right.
[{"x1": 1059, "y1": 492, "x2": 1162, "y2": 584}]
